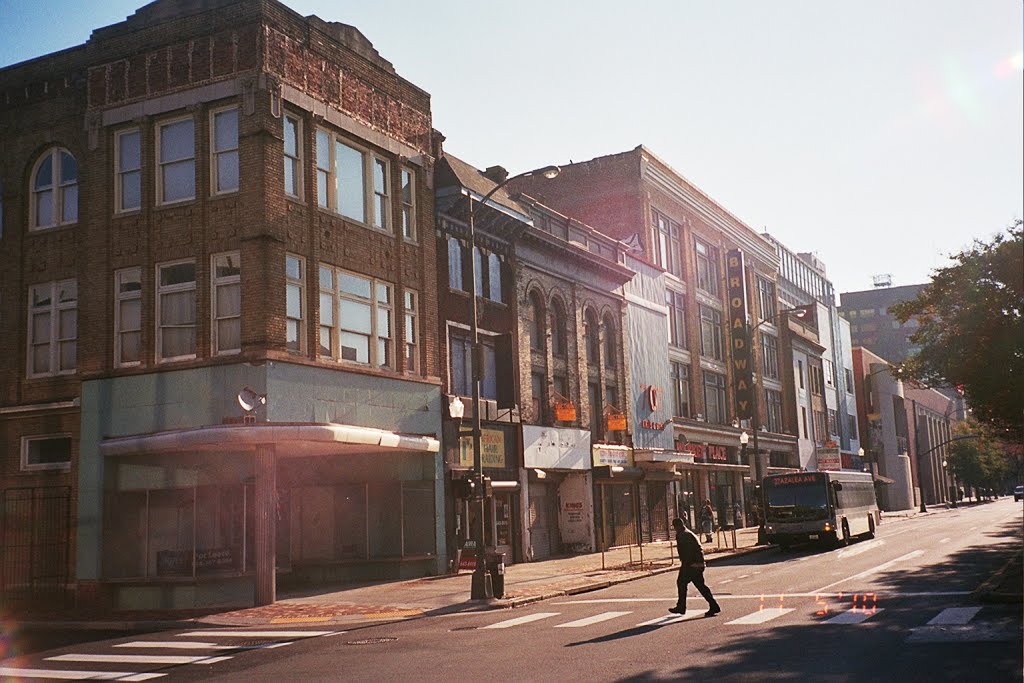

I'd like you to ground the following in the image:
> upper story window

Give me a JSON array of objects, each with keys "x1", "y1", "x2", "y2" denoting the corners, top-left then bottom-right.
[
  {"x1": 756, "y1": 276, "x2": 776, "y2": 325},
  {"x1": 765, "y1": 389, "x2": 784, "y2": 432},
  {"x1": 528, "y1": 292, "x2": 545, "y2": 352},
  {"x1": 473, "y1": 248, "x2": 504, "y2": 303},
  {"x1": 652, "y1": 210, "x2": 682, "y2": 277},
  {"x1": 28, "y1": 279, "x2": 77, "y2": 377},
  {"x1": 671, "y1": 361, "x2": 691, "y2": 418},
  {"x1": 550, "y1": 299, "x2": 568, "y2": 358},
  {"x1": 450, "y1": 329, "x2": 496, "y2": 400},
  {"x1": 319, "y1": 265, "x2": 394, "y2": 367},
  {"x1": 401, "y1": 168, "x2": 416, "y2": 240},
  {"x1": 157, "y1": 117, "x2": 195, "y2": 205},
  {"x1": 116, "y1": 129, "x2": 142, "y2": 213},
  {"x1": 703, "y1": 370, "x2": 728, "y2": 424},
  {"x1": 21, "y1": 435, "x2": 72, "y2": 472},
  {"x1": 844, "y1": 368, "x2": 854, "y2": 394},
  {"x1": 115, "y1": 267, "x2": 142, "y2": 367},
  {"x1": 31, "y1": 147, "x2": 78, "y2": 229},
  {"x1": 284, "y1": 114, "x2": 302, "y2": 198},
  {"x1": 531, "y1": 371, "x2": 546, "y2": 423},
  {"x1": 603, "y1": 313, "x2": 617, "y2": 369},
  {"x1": 286, "y1": 254, "x2": 305, "y2": 353},
  {"x1": 212, "y1": 252, "x2": 241, "y2": 355},
  {"x1": 760, "y1": 332, "x2": 779, "y2": 380},
  {"x1": 157, "y1": 260, "x2": 197, "y2": 362},
  {"x1": 667, "y1": 289, "x2": 687, "y2": 349},
  {"x1": 698, "y1": 304, "x2": 723, "y2": 361},
  {"x1": 404, "y1": 290, "x2": 419, "y2": 373},
  {"x1": 316, "y1": 129, "x2": 390, "y2": 230},
  {"x1": 584, "y1": 309, "x2": 600, "y2": 366},
  {"x1": 448, "y1": 236, "x2": 465, "y2": 291},
  {"x1": 797, "y1": 359, "x2": 805, "y2": 389},
  {"x1": 695, "y1": 238, "x2": 719, "y2": 296},
  {"x1": 211, "y1": 107, "x2": 239, "y2": 195}
]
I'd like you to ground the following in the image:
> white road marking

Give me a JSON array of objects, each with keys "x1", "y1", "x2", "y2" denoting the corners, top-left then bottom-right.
[
  {"x1": 813, "y1": 550, "x2": 926, "y2": 593},
  {"x1": 837, "y1": 539, "x2": 884, "y2": 559},
  {"x1": 0, "y1": 669, "x2": 163, "y2": 681},
  {"x1": 736, "y1": 574, "x2": 750, "y2": 579},
  {"x1": 636, "y1": 613, "x2": 704, "y2": 626},
  {"x1": 482, "y1": 612, "x2": 560, "y2": 629},
  {"x1": 726, "y1": 608, "x2": 794, "y2": 625},
  {"x1": 939, "y1": 537, "x2": 950, "y2": 543},
  {"x1": 555, "y1": 591, "x2": 970, "y2": 604},
  {"x1": 823, "y1": 608, "x2": 885, "y2": 624},
  {"x1": 555, "y1": 611, "x2": 631, "y2": 628},
  {"x1": 116, "y1": 641, "x2": 238, "y2": 650},
  {"x1": 927, "y1": 607, "x2": 982, "y2": 625},
  {"x1": 177, "y1": 630, "x2": 336, "y2": 638},
  {"x1": 46, "y1": 654, "x2": 231, "y2": 665},
  {"x1": 719, "y1": 578, "x2": 734, "y2": 584}
]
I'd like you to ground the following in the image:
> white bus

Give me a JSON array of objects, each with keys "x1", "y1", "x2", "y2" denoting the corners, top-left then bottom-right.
[{"x1": 762, "y1": 470, "x2": 879, "y2": 550}]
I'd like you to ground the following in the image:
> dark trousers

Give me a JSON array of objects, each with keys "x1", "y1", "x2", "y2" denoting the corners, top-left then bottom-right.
[{"x1": 676, "y1": 566, "x2": 718, "y2": 611}]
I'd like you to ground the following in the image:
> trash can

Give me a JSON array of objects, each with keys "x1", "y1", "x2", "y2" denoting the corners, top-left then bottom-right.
[{"x1": 486, "y1": 550, "x2": 505, "y2": 598}]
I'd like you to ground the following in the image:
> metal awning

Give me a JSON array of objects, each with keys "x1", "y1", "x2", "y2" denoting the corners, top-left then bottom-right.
[
  {"x1": 100, "y1": 422, "x2": 439, "y2": 458},
  {"x1": 873, "y1": 474, "x2": 896, "y2": 485}
]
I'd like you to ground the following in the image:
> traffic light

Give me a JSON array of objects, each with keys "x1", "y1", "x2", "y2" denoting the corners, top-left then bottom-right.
[{"x1": 454, "y1": 474, "x2": 475, "y2": 499}]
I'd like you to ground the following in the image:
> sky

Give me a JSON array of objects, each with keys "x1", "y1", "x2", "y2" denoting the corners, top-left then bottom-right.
[{"x1": 2, "y1": 0, "x2": 1022, "y2": 296}]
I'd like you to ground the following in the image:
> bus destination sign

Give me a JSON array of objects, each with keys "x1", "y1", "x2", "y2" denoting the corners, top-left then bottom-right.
[{"x1": 766, "y1": 473, "x2": 822, "y2": 487}]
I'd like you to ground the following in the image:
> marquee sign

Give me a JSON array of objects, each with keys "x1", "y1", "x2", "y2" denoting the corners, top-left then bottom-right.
[{"x1": 726, "y1": 249, "x2": 753, "y2": 420}]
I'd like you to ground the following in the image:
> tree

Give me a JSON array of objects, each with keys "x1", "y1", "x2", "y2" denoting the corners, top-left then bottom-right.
[
  {"x1": 946, "y1": 419, "x2": 1015, "y2": 497},
  {"x1": 889, "y1": 221, "x2": 1023, "y2": 438}
]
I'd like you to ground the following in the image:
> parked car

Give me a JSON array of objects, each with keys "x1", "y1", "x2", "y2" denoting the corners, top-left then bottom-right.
[{"x1": 1014, "y1": 485, "x2": 1023, "y2": 502}]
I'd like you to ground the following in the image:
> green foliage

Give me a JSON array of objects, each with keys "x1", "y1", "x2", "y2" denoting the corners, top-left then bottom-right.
[
  {"x1": 889, "y1": 221, "x2": 1023, "y2": 437},
  {"x1": 945, "y1": 420, "x2": 1014, "y2": 491}
]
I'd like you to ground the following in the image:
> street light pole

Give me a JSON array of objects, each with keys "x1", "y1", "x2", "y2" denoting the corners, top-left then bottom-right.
[{"x1": 465, "y1": 164, "x2": 560, "y2": 600}]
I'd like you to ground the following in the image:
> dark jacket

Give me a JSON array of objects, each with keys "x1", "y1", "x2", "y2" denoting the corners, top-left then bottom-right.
[{"x1": 676, "y1": 526, "x2": 706, "y2": 569}]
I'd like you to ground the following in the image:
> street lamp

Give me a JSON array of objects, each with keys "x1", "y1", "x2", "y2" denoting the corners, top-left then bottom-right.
[
  {"x1": 858, "y1": 447, "x2": 867, "y2": 473},
  {"x1": 465, "y1": 163, "x2": 560, "y2": 600}
]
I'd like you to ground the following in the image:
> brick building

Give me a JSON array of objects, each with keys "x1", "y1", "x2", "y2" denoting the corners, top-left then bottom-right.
[
  {"x1": 511, "y1": 146, "x2": 799, "y2": 529},
  {"x1": 434, "y1": 153, "x2": 632, "y2": 564},
  {"x1": 1, "y1": 0, "x2": 444, "y2": 610}
]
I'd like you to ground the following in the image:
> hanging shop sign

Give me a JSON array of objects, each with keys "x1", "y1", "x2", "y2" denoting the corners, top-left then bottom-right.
[
  {"x1": 606, "y1": 412, "x2": 627, "y2": 432},
  {"x1": 554, "y1": 401, "x2": 577, "y2": 422},
  {"x1": 592, "y1": 445, "x2": 634, "y2": 467},
  {"x1": 817, "y1": 447, "x2": 842, "y2": 471},
  {"x1": 727, "y1": 248, "x2": 754, "y2": 421}
]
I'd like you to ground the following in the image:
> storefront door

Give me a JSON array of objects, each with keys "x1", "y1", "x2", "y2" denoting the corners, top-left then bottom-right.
[{"x1": 527, "y1": 482, "x2": 559, "y2": 560}]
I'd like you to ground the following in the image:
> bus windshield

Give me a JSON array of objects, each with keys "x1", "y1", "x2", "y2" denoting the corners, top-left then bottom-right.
[{"x1": 764, "y1": 483, "x2": 829, "y2": 522}]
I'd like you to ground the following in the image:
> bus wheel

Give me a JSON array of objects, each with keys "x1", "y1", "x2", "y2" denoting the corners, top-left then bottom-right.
[{"x1": 864, "y1": 515, "x2": 876, "y2": 539}]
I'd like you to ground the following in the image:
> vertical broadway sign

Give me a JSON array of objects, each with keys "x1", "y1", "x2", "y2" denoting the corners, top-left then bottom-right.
[{"x1": 726, "y1": 249, "x2": 753, "y2": 420}]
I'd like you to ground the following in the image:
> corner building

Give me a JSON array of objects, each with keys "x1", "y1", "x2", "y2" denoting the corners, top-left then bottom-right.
[
  {"x1": 0, "y1": 0, "x2": 443, "y2": 610},
  {"x1": 512, "y1": 146, "x2": 799, "y2": 532}
]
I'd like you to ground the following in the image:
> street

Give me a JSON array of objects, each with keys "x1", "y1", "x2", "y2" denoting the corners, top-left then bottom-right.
[{"x1": 3, "y1": 500, "x2": 1021, "y2": 682}]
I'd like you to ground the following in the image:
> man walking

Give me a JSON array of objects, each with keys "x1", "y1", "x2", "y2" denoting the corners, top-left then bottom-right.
[{"x1": 670, "y1": 517, "x2": 721, "y2": 617}]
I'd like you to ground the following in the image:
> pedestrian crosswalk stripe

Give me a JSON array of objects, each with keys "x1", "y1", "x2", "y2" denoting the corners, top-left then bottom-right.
[
  {"x1": 0, "y1": 668, "x2": 164, "y2": 681},
  {"x1": 823, "y1": 608, "x2": 885, "y2": 624},
  {"x1": 726, "y1": 608, "x2": 794, "y2": 625},
  {"x1": 482, "y1": 612, "x2": 560, "y2": 629},
  {"x1": 177, "y1": 630, "x2": 336, "y2": 638},
  {"x1": 636, "y1": 613, "x2": 703, "y2": 627},
  {"x1": 116, "y1": 641, "x2": 239, "y2": 650},
  {"x1": 927, "y1": 607, "x2": 981, "y2": 625},
  {"x1": 555, "y1": 611, "x2": 631, "y2": 628},
  {"x1": 46, "y1": 654, "x2": 232, "y2": 665}
]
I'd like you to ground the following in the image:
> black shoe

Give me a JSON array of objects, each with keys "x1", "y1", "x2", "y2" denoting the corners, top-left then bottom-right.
[
  {"x1": 705, "y1": 605, "x2": 721, "y2": 617},
  {"x1": 668, "y1": 606, "x2": 686, "y2": 614}
]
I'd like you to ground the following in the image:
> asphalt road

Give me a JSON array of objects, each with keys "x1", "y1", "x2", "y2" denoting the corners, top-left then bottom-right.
[{"x1": 3, "y1": 499, "x2": 1021, "y2": 682}]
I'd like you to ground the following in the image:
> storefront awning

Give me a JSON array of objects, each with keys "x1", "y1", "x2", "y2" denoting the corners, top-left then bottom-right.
[
  {"x1": 592, "y1": 465, "x2": 645, "y2": 480},
  {"x1": 634, "y1": 449, "x2": 695, "y2": 464},
  {"x1": 873, "y1": 474, "x2": 896, "y2": 485},
  {"x1": 99, "y1": 422, "x2": 440, "y2": 458}
]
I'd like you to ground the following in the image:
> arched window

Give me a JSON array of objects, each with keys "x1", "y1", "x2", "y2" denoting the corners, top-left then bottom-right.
[
  {"x1": 31, "y1": 147, "x2": 78, "y2": 229},
  {"x1": 603, "y1": 313, "x2": 617, "y2": 368},
  {"x1": 527, "y1": 291, "x2": 545, "y2": 352},
  {"x1": 585, "y1": 308, "x2": 600, "y2": 366},
  {"x1": 550, "y1": 298, "x2": 568, "y2": 358}
]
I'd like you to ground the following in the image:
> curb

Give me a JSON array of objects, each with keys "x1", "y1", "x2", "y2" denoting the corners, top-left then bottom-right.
[{"x1": 973, "y1": 554, "x2": 1024, "y2": 605}]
